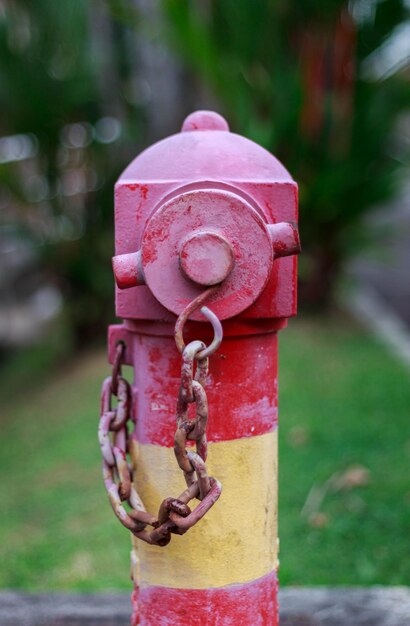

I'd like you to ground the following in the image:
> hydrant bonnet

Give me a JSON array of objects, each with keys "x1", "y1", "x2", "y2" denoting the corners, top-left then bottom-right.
[{"x1": 113, "y1": 110, "x2": 299, "y2": 321}]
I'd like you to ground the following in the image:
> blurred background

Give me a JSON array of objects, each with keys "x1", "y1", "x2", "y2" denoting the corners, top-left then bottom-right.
[{"x1": 0, "y1": 0, "x2": 409, "y2": 591}]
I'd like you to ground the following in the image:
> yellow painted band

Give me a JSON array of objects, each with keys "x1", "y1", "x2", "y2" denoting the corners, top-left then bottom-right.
[{"x1": 129, "y1": 431, "x2": 278, "y2": 589}]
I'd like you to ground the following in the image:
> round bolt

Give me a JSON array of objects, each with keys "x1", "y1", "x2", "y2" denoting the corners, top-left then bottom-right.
[{"x1": 179, "y1": 231, "x2": 235, "y2": 286}]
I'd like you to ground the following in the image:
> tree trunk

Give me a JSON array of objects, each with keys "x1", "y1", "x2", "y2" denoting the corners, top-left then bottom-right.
[{"x1": 299, "y1": 237, "x2": 341, "y2": 310}]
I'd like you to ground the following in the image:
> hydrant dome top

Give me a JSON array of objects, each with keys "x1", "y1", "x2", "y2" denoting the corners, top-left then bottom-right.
[
  {"x1": 181, "y1": 110, "x2": 230, "y2": 132},
  {"x1": 118, "y1": 110, "x2": 293, "y2": 183}
]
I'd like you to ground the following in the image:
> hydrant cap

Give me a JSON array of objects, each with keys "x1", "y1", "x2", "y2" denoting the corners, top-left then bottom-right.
[{"x1": 119, "y1": 110, "x2": 293, "y2": 183}]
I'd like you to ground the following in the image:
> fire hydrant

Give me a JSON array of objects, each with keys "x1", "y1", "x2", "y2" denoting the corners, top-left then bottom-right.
[{"x1": 100, "y1": 110, "x2": 300, "y2": 625}]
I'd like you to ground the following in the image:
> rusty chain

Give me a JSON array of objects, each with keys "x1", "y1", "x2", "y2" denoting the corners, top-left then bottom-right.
[{"x1": 98, "y1": 291, "x2": 222, "y2": 547}]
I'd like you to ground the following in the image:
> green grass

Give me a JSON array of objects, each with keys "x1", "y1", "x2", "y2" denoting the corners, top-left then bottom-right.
[
  {"x1": 0, "y1": 316, "x2": 409, "y2": 590},
  {"x1": 279, "y1": 316, "x2": 410, "y2": 586}
]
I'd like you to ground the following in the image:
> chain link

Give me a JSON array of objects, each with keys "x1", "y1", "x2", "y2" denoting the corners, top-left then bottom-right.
[{"x1": 99, "y1": 295, "x2": 223, "y2": 548}]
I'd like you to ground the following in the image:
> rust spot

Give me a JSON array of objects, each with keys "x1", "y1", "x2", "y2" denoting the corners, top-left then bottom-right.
[
  {"x1": 125, "y1": 183, "x2": 148, "y2": 199},
  {"x1": 274, "y1": 240, "x2": 288, "y2": 255}
]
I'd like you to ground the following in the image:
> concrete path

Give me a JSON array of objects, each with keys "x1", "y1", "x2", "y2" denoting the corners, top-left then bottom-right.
[
  {"x1": 346, "y1": 182, "x2": 410, "y2": 367},
  {"x1": 348, "y1": 183, "x2": 410, "y2": 325},
  {"x1": 1, "y1": 587, "x2": 409, "y2": 625}
]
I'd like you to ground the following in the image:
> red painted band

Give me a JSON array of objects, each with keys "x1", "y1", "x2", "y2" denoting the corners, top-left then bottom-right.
[
  {"x1": 131, "y1": 333, "x2": 278, "y2": 447},
  {"x1": 134, "y1": 570, "x2": 278, "y2": 626}
]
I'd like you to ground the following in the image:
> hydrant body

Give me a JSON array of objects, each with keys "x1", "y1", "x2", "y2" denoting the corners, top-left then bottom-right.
[{"x1": 108, "y1": 111, "x2": 299, "y2": 625}]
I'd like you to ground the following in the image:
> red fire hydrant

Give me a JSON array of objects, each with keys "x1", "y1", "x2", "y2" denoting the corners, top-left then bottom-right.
[{"x1": 100, "y1": 110, "x2": 300, "y2": 625}]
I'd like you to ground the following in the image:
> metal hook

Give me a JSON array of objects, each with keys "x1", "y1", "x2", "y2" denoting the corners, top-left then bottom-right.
[
  {"x1": 174, "y1": 287, "x2": 223, "y2": 359},
  {"x1": 198, "y1": 306, "x2": 223, "y2": 358}
]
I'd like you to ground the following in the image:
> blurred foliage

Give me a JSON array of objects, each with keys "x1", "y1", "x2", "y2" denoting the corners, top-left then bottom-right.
[
  {"x1": 0, "y1": 0, "x2": 145, "y2": 345},
  {"x1": 163, "y1": 0, "x2": 410, "y2": 306},
  {"x1": 1, "y1": 0, "x2": 409, "y2": 351}
]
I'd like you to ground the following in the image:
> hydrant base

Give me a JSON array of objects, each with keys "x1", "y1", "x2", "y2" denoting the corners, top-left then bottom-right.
[{"x1": 134, "y1": 569, "x2": 278, "y2": 626}]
